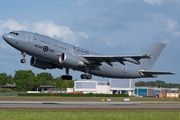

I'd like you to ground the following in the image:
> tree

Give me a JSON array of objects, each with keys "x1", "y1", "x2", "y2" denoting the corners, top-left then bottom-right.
[
  {"x1": 135, "y1": 81, "x2": 146, "y2": 87},
  {"x1": 0, "y1": 73, "x2": 6, "y2": 85},
  {"x1": 36, "y1": 72, "x2": 54, "y2": 86},
  {"x1": 55, "y1": 77, "x2": 63, "y2": 89},
  {"x1": 62, "y1": 81, "x2": 67, "y2": 89},
  {"x1": 6, "y1": 78, "x2": 15, "y2": 85},
  {"x1": 13, "y1": 70, "x2": 37, "y2": 91},
  {"x1": 67, "y1": 80, "x2": 74, "y2": 88}
]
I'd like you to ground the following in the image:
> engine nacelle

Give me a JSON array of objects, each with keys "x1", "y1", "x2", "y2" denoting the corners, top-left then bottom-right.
[
  {"x1": 30, "y1": 57, "x2": 55, "y2": 70},
  {"x1": 59, "y1": 53, "x2": 86, "y2": 67}
]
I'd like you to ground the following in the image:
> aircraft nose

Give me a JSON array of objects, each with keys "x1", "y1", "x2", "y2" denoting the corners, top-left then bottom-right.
[
  {"x1": 2, "y1": 34, "x2": 10, "y2": 42},
  {"x1": 2, "y1": 34, "x2": 7, "y2": 40}
]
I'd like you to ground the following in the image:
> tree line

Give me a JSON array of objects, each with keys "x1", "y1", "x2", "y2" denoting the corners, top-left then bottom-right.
[
  {"x1": 135, "y1": 80, "x2": 180, "y2": 89},
  {"x1": 0, "y1": 70, "x2": 179, "y2": 91},
  {"x1": 0, "y1": 70, "x2": 75, "y2": 91}
]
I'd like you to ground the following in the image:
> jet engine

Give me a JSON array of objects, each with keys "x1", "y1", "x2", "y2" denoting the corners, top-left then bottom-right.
[
  {"x1": 59, "y1": 53, "x2": 86, "y2": 67},
  {"x1": 30, "y1": 57, "x2": 55, "y2": 70}
]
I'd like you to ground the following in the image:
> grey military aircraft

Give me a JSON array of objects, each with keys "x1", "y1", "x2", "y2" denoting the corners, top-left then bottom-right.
[{"x1": 2, "y1": 31, "x2": 174, "y2": 80}]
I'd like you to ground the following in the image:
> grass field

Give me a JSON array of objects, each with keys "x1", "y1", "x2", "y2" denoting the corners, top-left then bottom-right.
[
  {"x1": 0, "y1": 96, "x2": 180, "y2": 102},
  {"x1": 0, "y1": 109, "x2": 180, "y2": 120}
]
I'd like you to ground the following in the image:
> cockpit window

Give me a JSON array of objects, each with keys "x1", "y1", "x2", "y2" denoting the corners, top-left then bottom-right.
[{"x1": 9, "y1": 32, "x2": 19, "y2": 36}]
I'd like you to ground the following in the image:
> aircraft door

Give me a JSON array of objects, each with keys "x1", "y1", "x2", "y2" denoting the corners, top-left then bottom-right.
[{"x1": 26, "y1": 33, "x2": 33, "y2": 43}]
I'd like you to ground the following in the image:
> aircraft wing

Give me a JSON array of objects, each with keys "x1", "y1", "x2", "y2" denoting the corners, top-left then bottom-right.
[
  {"x1": 82, "y1": 54, "x2": 150, "y2": 66},
  {"x1": 140, "y1": 71, "x2": 174, "y2": 76}
]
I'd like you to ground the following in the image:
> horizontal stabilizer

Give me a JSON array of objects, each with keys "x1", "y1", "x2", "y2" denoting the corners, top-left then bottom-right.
[{"x1": 140, "y1": 70, "x2": 174, "y2": 77}]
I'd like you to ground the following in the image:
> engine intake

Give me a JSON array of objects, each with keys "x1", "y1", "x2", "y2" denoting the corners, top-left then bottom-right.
[
  {"x1": 30, "y1": 57, "x2": 55, "y2": 70},
  {"x1": 59, "y1": 53, "x2": 86, "y2": 67}
]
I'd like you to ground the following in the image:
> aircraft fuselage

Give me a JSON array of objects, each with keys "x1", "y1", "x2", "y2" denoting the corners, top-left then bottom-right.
[{"x1": 3, "y1": 31, "x2": 142, "y2": 79}]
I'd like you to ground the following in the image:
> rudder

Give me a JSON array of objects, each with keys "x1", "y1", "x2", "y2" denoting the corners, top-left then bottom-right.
[{"x1": 139, "y1": 42, "x2": 166, "y2": 70}]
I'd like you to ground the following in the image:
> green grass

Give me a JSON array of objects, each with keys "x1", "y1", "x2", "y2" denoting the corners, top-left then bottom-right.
[{"x1": 0, "y1": 110, "x2": 180, "y2": 120}]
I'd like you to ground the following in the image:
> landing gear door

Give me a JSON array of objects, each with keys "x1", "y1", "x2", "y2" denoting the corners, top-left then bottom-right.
[
  {"x1": 26, "y1": 33, "x2": 33, "y2": 43},
  {"x1": 122, "y1": 65, "x2": 127, "y2": 73}
]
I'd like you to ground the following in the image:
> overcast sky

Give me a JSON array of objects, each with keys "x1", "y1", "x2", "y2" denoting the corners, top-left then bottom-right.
[{"x1": 0, "y1": 0, "x2": 179, "y2": 83}]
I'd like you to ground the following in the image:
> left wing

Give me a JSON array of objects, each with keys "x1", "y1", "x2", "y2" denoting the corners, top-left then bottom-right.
[{"x1": 81, "y1": 54, "x2": 150, "y2": 66}]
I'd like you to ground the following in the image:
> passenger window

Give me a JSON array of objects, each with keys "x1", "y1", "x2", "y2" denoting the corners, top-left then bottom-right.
[{"x1": 16, "y1": 33, "x2": 19, "y2": 35}]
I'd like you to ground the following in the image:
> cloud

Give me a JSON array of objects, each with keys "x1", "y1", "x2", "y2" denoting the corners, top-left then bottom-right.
[
  {"x1": 79, "y1": 32, "x2": 89, "y2": 39},
  {"x1": 164, "y1": 18, "x2": 177, "y2": 32},
  {"x1": 32, "y1": 21, "x2": 73, "y2": 38},
  {"x1": 75, "y1": 0, "x2": 119, "y2": 7},
  {"x1": 152, "y1": 15, "x2": 177, "y2": 32},
  {"x1": 76, "y1": 2, "x2": 83, "y2": 6},
  {"x1": 142, "y1": 0, "x2": 164, "y2": 4},
  {"x1": 172, "y1": 31, "x2": 180, "y2": 38},
  {"x1": 0, "y1": 19, "x2": 27, "y2": 35},
  {"x1": 0, "y1": 19, "x2": 90, "y2": 45}
]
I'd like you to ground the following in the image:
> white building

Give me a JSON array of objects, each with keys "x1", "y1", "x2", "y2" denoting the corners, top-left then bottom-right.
[
  {"x1": 74, "y1": 81, "x2": 111, "y2": 94},
  {"x1": 74, "y1": 79, "x2": 135, "y2": 96},
  {"x1": 110, "y1": 79, "x2": 135, "y2": 96}
]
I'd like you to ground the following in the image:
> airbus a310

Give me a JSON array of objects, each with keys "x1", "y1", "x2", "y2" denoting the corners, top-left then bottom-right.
[{"x1": 2, "y1": 31, "x2": 174, "y2": 80}]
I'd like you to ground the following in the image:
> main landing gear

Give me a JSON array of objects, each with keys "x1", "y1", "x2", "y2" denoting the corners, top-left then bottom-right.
[
  {"x1": 80, "y1": 66, "x2": 92, "y2": 79},
  {"x1": 81, "y1": 74, "x2": 92, "y2": 79},
  {"x1": 61, "y1": 68, "x2": 73, "y2": 80},
  {"x1": 20, "y1": 52, "x2": 26, "y2": 63}
]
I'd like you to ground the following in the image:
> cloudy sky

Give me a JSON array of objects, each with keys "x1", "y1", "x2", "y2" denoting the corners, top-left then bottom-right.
[{"x1": 0, "y1": 0, "x2": 179, "y2": 83}]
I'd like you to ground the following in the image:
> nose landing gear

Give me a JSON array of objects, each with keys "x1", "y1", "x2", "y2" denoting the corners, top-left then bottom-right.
[{"x1": 21, "y1": 52, "x2": 26, "y2": 63}]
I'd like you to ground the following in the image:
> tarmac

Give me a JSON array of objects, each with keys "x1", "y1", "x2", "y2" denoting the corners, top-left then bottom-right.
[{"x1": 0, "y1": 101, "x2": 180, "y2": 109}]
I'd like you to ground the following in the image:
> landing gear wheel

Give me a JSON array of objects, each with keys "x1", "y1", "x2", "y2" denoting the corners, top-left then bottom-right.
[
  {"x1": 21, "y1": 59, "x2": 26, "y2": 63},
  {"x1": 21, "y1": 52, "x2": 26, "y2": 63},
  {"x1": 87, "y1": 75, "x2": 92, "y2": 79},
  {"x1": 81, "y1": 74, "x2": 86, "y2": 79},
  {"x1": 61, "y1": 75, "x2": 73, "y2": 80},
  {"x1": 81, "y1": 74, "x2": 92, "y2": 79}
]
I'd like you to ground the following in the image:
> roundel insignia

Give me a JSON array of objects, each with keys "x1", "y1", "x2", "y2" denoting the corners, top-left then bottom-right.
[{"x1": 43, "y1": 46, "x2": 48, "y2": 52}]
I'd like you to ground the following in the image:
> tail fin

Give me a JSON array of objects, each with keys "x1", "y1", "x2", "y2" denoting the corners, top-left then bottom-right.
[{"x1": 139, "y1": 42, "x2": 166, "y2": 70}]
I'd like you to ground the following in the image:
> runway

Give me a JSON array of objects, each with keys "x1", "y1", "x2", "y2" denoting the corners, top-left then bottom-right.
[{"x1": 0, "y1": 101, "x2": 180, "y2": 109}]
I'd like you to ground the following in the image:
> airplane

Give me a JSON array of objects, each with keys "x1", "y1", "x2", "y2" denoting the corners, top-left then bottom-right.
[{"x1": 2, "y1": 31, "x2": 174, "y2": 80}]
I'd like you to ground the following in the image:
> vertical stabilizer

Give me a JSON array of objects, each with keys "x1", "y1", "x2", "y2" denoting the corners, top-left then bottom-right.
[{"x1": 139, "y1": 42, "x2": 166, "y2": 70}]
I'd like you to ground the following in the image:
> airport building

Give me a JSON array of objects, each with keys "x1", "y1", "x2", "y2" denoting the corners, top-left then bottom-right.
[
  {"x1": 134, "y1": 87, "x2": 180, "y2": 97},
  {"x1": 74, "y1": 79, "x2": 180, "y2": 97},
  {"x1": 110, "y1": 79, "x2": 135, "y2": 96},
  {"x1": 74, "y1": 79, "x2": 135, "y2": 95},
  {"x1": 74, "y1": 81, "x2": 111, "y2": 94}
]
